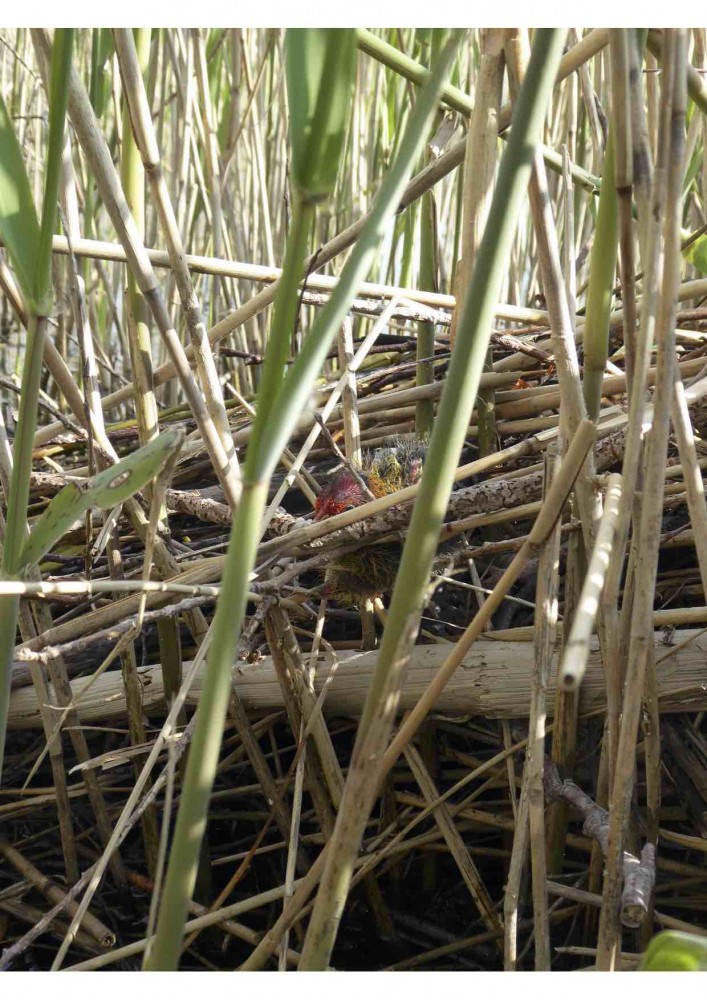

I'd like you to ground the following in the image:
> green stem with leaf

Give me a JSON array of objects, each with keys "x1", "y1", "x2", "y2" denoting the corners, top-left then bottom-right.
[{"x1": 0, "y1": 29, "x2": 74, "y2": 781}]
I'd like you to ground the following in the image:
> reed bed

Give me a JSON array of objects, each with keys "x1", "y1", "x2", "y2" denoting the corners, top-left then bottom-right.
[{"x1": 0, "y1": 27, "x2": 706, "y2": 973}]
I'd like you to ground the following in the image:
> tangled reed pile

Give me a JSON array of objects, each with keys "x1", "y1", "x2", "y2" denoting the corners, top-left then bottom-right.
[{"x1": 0, "y1": 27, "x2": 706, "y2": 973}]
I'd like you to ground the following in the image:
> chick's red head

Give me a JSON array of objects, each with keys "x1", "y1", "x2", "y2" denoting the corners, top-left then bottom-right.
[{"x1": 314, "y1": 470, "x2": 368, "y2": 521}]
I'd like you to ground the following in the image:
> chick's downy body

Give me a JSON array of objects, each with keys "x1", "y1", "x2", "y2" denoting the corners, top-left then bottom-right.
[{"x1": 314, "y1": 440, "x2": 426, "y2": 605}]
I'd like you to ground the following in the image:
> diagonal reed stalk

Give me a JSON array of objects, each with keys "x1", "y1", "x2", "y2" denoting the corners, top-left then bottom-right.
[
  {"x1": 144, "y1": 31, "x2": 461, "y2": 970},
  {"x1": 238, "y1": 416, "x2": 595, "y2": 972},
  {"x1": 114, "y1": 28, "x2": 241, "y2": 507},
  {"x1": 297, "y1": 29, "x2": 567, "y2": 971},
  {"x1": 30, "y1": 28, "x2": 239, "y2": 514}
]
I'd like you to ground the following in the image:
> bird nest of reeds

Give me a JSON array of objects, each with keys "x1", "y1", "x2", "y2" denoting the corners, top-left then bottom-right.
[{"x1": 0, "y1": 26, "x2": 706, "y2": 975}]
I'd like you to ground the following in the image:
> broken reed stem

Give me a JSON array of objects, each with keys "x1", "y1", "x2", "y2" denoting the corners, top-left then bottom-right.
[
  {"x1": 559, "y1": 473, "x2": 623, "y2": 692},
  {"x1": 544, "y1": 761, "x2": 656, "y2": 929}
]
